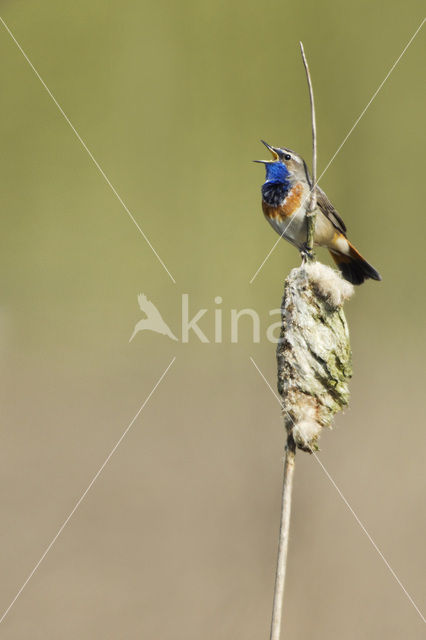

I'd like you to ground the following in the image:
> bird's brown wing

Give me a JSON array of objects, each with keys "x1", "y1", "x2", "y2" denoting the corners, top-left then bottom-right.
[{"x1": 316, "y1": 186, "x2": 347, "y2": 236}]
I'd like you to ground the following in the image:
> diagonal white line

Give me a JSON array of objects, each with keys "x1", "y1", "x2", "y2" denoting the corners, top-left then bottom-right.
[
  {"x1": 250, "y1": 356, "x2": 281, "y2": 401},
  {"x1": 0, "y1": 356, "x2": 176, "y2": 625},
  {"x1": 312, "y1": 453, "x2": 426, "y2": 623},
  {"x1": 249, "y1": 233, "x2": 285, "y2": 285},
  {"x1": 249, "y1": 356, "x2": 426, "y2": 624},
  {"x1": 249, "y1": 17, "x2": 425, "y2": 284},
  {"x1": 318, "y1": 17, "x2": 425, "y2": 182},
  {"x1": 0, "y1": 16, "x2": 176, "y2": 284}
]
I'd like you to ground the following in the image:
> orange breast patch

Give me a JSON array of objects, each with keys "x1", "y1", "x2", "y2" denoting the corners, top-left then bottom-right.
[
  {"x1": 262, "y1": 183, "x2": 305, "y2": 223},
  {"x1": 281, "y1": 183, "x2": 304, "y2": 217},
  {"x1": 262, "y1": 183, "x2": 304, "y2": 222},
  {"x1": 262, "y1": 201, "x2": 283, "y2": 221}
]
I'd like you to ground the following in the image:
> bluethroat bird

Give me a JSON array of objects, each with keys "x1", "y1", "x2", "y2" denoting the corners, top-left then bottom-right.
[{"x1": 255, "y1": 140, "x2": 381, "y2": 285}]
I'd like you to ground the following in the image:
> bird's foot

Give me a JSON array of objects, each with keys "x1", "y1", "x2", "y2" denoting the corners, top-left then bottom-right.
[{"x1": 300, "y1": 243, "x2": 315, "y2": 264}]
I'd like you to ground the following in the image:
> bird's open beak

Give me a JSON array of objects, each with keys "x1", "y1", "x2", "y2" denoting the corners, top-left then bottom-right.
[{"x1": 253, "y1": 140, "x2": 279, "y2": 163}]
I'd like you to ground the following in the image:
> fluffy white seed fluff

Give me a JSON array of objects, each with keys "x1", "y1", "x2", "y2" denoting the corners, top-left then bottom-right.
[
  {"x1": 304, "y1": 261, "x2": 354, "y2": 308},
  {"x1": 276, "y1": 262, "x2": 353, "y2": 451}
]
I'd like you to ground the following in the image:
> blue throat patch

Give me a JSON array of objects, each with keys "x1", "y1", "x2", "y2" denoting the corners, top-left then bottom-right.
[
  {"x1": 264, "y1": 161, "x2": 290, "y2": 184},
  {"x1": 262, "y1": 161, "x2": 291, "y2": 206}
]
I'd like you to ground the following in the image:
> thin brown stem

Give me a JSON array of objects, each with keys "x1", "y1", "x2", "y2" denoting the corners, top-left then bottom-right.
[
  {"x1": 300, "y1": 42, "x2": 317, "y2": 253},
  {"x1": 270, "y1": 436, "x2": 296, "y2": 640}
]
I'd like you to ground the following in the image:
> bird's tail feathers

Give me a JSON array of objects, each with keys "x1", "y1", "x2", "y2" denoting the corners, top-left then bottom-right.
[{"x1": 330, "y1": 242, "x2": 381, "y2": 285}]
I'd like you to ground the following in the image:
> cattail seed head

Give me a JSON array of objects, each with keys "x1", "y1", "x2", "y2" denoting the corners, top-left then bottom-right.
[{"x1": 276, "y1": 262, "x2": 353, "y2": 452}]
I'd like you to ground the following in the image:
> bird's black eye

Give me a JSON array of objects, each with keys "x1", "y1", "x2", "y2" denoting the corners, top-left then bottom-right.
[{"x1": 284, "y1": 153, "x2": 291, "y2": 161}]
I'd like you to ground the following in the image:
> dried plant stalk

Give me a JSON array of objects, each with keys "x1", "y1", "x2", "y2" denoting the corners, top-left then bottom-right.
[
  {"x1": 277, "y1": 262, "x2": 353, "y2": 451},
  {"x1": 269, "y1": 44, "x2": 353, "y2": 640},
  {"x1": 269, "y1": 436, "x2": 296, "y2": 640},
  {"x1": 300, "y1": 41, "x2": 317, "y2": 252},
  {"x1": 270, "y1": 263, "x2": 353, "y2": 640}
]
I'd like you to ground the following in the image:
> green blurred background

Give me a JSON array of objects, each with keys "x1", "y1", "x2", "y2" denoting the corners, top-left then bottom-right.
[{"x1": 0, "y1": 1, "x2": 425, "y2": 638}]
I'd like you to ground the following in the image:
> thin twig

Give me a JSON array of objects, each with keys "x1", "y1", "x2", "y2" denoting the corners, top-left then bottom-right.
[
  {"x1": 268, "y1": 45, "x2": 318, "y2": 640},
  {"x1": 270, "y1": 436, "x2": 296, "y2": 640},
  {"x1": 300, "y1": 42, "x2": 317, "y2": 252}
]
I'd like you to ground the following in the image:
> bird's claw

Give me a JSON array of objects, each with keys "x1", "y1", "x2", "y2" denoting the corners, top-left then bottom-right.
[{"x1": 300, "y1": 243, "x2": 315, "y2": 264}]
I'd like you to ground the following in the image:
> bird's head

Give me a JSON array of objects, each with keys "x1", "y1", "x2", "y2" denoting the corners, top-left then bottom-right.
[{"x1": 254, "y1": 140, "x2": 309, "y2": 184}]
